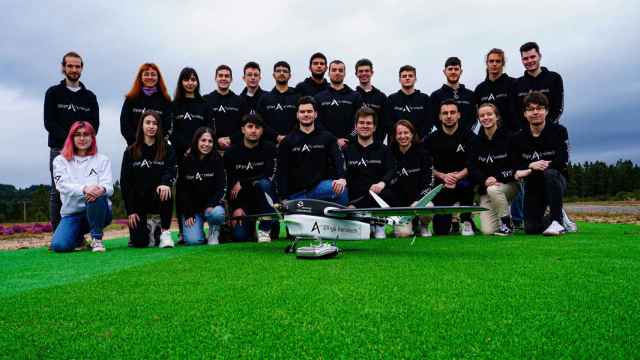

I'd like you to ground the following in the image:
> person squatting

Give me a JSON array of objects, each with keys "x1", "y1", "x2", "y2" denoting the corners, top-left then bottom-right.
[{"x1": 45, "y1": 43, "x2": 576, "y2": 252}]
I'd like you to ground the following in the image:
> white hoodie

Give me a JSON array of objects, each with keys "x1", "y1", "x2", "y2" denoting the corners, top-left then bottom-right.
[{"x1": 53, "y1": 154, "x2": 114, "y2": 216}]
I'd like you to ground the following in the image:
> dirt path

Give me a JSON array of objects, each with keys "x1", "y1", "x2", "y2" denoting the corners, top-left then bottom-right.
[{"x1": 0, "y1": 228, "x2": 130, "y2": 251}]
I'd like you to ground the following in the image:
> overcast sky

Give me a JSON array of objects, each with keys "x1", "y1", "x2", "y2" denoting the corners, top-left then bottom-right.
[{"x1": 1, "y1": 1, "x2": 639, "y2": 187}]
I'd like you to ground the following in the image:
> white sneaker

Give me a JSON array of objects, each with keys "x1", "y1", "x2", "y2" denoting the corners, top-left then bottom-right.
[
  {"x1": 159, "y1": 230, "x2": 174, "y2": 248},
  {"x1": 373, "y1": 225, "x2": 386, "y2": 239},
  {"x1": 543, "y1": 220, "x2": 566, "y2": 236},
  {"x1": 419, "y1": 225, "x2": 432, "y2": 237},
  {"x1": 562, "y1": 210, "x2": 578, "y2": 233},
  {"x1": 257, "y1": 229, "x2": 271, "y2": 243},
  {"x1": 91, "y1": 238, "x2": 106, "y2": 252},
  {"x1": 394, "y1": 223, "x2": 413, "y2": 237},
  {"x1": 207, "y1": 225, "x2": 220, "y2": 245},
  {"x1": 461, "y1": 221, "x2": 475, "y2": 236}
]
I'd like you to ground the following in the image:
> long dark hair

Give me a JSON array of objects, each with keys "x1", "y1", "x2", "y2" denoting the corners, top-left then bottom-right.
[
  {"x1": 174, "y1": 67, "x2": 201, "y2": 101},
  {"x1": 190, "y1": 127, "x2": 215, "y2": 158},
  {"x1": 129, "y1": 111, "x2": 167, "y2": 161}
]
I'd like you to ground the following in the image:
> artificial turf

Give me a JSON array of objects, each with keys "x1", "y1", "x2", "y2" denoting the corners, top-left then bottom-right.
[{"x1": 0, "y1": 222, "x2": 639, "y2": 359}]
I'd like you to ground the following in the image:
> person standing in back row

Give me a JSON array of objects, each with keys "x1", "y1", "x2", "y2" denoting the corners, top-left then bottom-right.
[
  {"x1": 474, "y1": 49, "x2": 518, "y2": 134},
  {"x1": 44, "y1": 51, "x2": 99, "y2": 231},
  {"x1": 355, "y1": 58, "x2": 388, "y2": 144},
  {"x1": 295, "y1": 52, "x2": 330, "y2": 97},
  {"x1": 386, "y1": 65, "x2": 433, "y2": 139},
  {"x1": 430, "y1": 57, "x2": 477, "y2": 133}
]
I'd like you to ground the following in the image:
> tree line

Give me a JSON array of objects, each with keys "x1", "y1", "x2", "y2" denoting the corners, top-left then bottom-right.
[{"x1": 0, "y1": 159, "x2": 638, "y2": 223}]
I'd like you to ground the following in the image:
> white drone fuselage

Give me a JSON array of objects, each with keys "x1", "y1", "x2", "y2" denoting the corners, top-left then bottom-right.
[{"x1": 285, "y1": 214, "x2": 371, "y2": 240}]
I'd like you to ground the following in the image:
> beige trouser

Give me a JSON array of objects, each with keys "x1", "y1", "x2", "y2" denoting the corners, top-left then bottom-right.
[{"x1": 479, "y1": 182, "x2": 519, "y2": 235}]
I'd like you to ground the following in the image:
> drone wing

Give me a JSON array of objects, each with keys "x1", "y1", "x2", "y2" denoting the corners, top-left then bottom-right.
[{"x1": 326, "y1": 205, "x2": 487, "y2": 218}]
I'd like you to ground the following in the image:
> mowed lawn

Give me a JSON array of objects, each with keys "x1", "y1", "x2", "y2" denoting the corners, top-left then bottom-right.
[{"x1": 1, "y1": 223, "x2": 639, "y2": 359}]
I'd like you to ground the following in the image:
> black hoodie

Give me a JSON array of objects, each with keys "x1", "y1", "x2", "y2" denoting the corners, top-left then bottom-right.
[
  {"x1": 469, "y1": 127, "x2": 515, "y2": 194},
  {"x1": 119, "y1": 92, "x2": 171, "y2": 146},
  {"x1": 120, "y1": 142, "x2": 177, "y2": 214},
  {"x1": 44, "y1": 80, "x2": 99, "y2": 148},
  {"x1": 431, "y1": 84, "x2": 477, "y2": 133},
  {"x1": 177, "y1": 151, "x2": 227, "y2": 218},
  {"x1": 257, "y1": 87, "x2": 301, "y2": 139},
  {"x1": 240, "y1": 87, "x2": 267, "y2": 115},
  {"x1": 510, "y1": 122, "x2": 569, "y2": 180},
  {"x1": 277, "y1": 127, "x2": 345, "y2": 197},
  {"x1": 167, "y1": 97, "x2": 213, "y2": 159},
  {"x1": 474, "y1": 73, "x2": 517, "y2": 134},
  {"x1": 424, "y1": 126, "x2": 475, "y2": 177},
  {"x1": 344, "y1": 141, "x2": 396, "y2": 200},
  {"x1": 389, "y1": 143, "x2": 433, "y2": 203},
  {"x1": 204, "y1": 90, "x2": 248, "y2": 141},
  {"x1": 315, "y1": 85, "x2": 363, "y2": 139},
  {"x1": 385, "y1": 89, "x2": 433, "y2": 139},
  {"x1": 295, "y1": 77, "x2": 329, "y2": 97},
  {"x1": 224, "y1": 140, "x2": 277, "y2": 190},
  {"x1": 512, "y1": 67, "x2": 564, "y2": 129},
  {"x1": 356, "y1": 85, "x2": 388, "y2": 143}
]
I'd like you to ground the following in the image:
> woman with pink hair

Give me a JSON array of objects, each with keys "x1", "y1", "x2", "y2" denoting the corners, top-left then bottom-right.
[{"x1": 51, "y1": 121, "x2": 113, "y2": 252}]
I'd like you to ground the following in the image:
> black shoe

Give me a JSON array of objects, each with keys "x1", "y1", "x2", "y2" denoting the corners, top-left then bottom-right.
[
  {"x1": 450, "y1": 221, "x2": 460, "y2": 234},
  {"x1": 494, "y1": 222, "x2": 512, "y2": 236},
  {"x1": 270, "y1": 223, "x2": 280, "y2": 240}
]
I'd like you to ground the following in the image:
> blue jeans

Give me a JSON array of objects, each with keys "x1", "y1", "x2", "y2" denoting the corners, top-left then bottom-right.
[
  {"x1": 510, "y1": 183, "x2": 525, "y2": 222},
  {"x1": 51, "y1": 195, "x2": 112, "y2": 252},
  {"x1": 289, "y1": 180, "x2": 348, "y2": 206},
  {"x1": 182, "y1": 206, "x2": 225, "y2": 245},
  {"x1": 231, "y1": 179, "x2": 278, "y2": 241}
]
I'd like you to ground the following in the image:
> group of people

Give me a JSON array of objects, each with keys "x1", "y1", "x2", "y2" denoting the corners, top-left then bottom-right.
[{"x1": 44, "y1": 41, "x2": 576, "y2": 253}]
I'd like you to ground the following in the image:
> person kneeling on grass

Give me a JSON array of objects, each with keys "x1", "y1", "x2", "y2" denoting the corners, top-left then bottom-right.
[
  {"x1": 388, "y1": 120, "x2": 433, "y2": 237},
  {"x1": 121, "y1": 112, "x2": 177, "y2": 248},
  {"x1": 512, "y1": 92, "x2": 572, "y2": 236},
  {"x1": 469, "y1": 103, "x2": 519, "y2": 236},
  {"x1": 177, "y1": 127, "x2": 226, "y2": 245},
  {"x1": 51, "y1": 121, "x2": 113, "y2": 253}
]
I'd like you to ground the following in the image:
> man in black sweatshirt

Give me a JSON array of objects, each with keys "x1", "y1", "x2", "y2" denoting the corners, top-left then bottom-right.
[
  {"x1": 512, "y1": 92, "x2": 570, "y2": 236},
  {"x1": 224, "y1": 114, "x2": 278, "y2": 242},
  {"x1": 276, "y1": 96, "x2": 348, "y2": 205},
  {"x1": 424, "y1": 99, "x2": 476, "y2": 236},
  {"x1": 431, "y1": 57, "x2": 477, "y2": 133},
  {"x1": 474, "y1": 48, "x2": 518, "y2": 134},
  {"x1": 204, "y1": 65, "x2": 248, "y2": 151},
  {"x1": 239, "y1": 61, "x2": 267, "y2": 115},
  {"x1": 257, "y1": 61, "x2": 300, "y2": 144},
  {"x1": 355, "y1": 58, "x2": 388, "y2": 144},
  {"x1": 44, "y1": 51, "x2": 99, "y2": 231},
  {"x1": 386, "y1": 65, "x2": 433, "y2": 139},
  {"x1": 314, "y1": 60, "x2": 363, "y2": 150},
  {"x1": 295, "y1": 52, "x2": 330, "y2": 97},
  {"x1": 344, "y1": 107, "x2": 397, "y2": 239},
  {"x1": 512, "y1": 42, "x2": 564, "y2": 129}
]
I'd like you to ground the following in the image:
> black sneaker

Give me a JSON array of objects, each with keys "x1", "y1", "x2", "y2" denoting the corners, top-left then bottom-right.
[
  {"x1": 450, "y1": 221, "x2": 460, "y2": 234},
  {"x1": 494, "y1": 222, "x2": 512, "y2": 236}
]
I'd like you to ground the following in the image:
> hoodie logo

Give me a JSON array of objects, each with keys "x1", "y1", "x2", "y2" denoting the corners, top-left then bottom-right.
[
  {"x1": 301, "y1": 144, "x2": 311, "y2": 152},
  {"x1": 89, "y1": 168, "x2": 98, "y2": 176},
  {"x1": 69, "y1": 104, "x2": 77, "y2": 112},
  {"x1": 487, "y1": 93, "x2": 495, "y2": 102},
  {"x1": 245, "y1": 162, "x2": 254, "y2": 170},
  {"x1": 456, "y1": 144, "x2": 465, "y2": 153},
  {"x1": 184, "y1": 112, "x2": 192, "y2": 121},
  {"x1": 195, "y1": 172, "x2": 202, "y2": 181},
  {"x1": 358, "y1": 158, "x2": 367, "y2": 167},
  {"x1": 54, "y1": 175, "x2": 61, "y2": 183},
  {"x1": 531, "y1": 151, "x2": 541, "y2": 161},
  {"x1": 400, "y1": 168, "x2": 409, "y2": 176},
  {"x1": 330, "y1": 99, "x2": 340, "y2": 106},
  {"x1": 218, "y1": 105, "x2": 226, "y2": 113},
  {"x1": 486, "y1": 155, "x2": 494, "y2": 163},
  {"x1": 275, "y1": 103, "x2": 284, "y2": 111},
  {"x1": 402, "y1": 105, "x2": 411, "y2": 113},
  {"x1": 141, "y1": 159, "x2": 151, "y2": 168}
]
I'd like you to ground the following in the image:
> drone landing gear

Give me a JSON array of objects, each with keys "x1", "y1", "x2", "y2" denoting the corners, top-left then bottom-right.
[{"x1": 286, "y1": 236, "x2": 341, "y2": 259}]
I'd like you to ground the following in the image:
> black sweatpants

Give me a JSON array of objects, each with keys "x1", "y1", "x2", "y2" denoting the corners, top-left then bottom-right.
[
  {"x1": 432, "y1": 179, "x2": 474, "y2": 235},
  {"x1": 129, "y1": 193, "x2": 173, "y2": 247},
  {"x1": 524, "y1": 169, "x2": 567, "y2": 234}
]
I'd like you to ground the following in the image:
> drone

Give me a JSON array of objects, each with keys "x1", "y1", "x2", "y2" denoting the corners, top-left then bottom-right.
[{"x1": 247, "y1": 184, "x2": 487, "y2": 259}]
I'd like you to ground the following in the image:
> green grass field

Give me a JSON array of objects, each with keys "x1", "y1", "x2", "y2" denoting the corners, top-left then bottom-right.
[{"x1": 1, "y1": 222, "x2": 639, "y2": 359}]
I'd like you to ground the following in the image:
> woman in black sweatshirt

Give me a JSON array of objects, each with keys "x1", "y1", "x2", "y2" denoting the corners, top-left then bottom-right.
[
  {"x1": 121, "y1": 112, "x2": 177, "y2": 248},
  {"x1": 177, "y1": 127, "x2": 226, "y2": 245},
  {"x1": 119, "y1": 63, "x2": 172, "y2": 146},
  {"x1": 469, "y1": 103, "x2": 519, "y2": 236},
  {"x1": 389, "y1": 120, "x2": 433, "y2": 237}
]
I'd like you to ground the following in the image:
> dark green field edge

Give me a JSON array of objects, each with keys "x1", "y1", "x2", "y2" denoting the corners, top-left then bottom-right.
[{"x1": 0, "y1": 223, "x2": 639, "y2": 359}]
